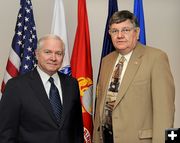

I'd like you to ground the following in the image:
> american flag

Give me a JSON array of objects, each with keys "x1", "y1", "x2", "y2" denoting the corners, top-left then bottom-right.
[{"x1": 0, "y1": 0, "x2": 37, "y2": 97}]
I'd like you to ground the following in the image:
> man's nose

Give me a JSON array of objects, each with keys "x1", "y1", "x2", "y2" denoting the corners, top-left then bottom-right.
[
  {"x1": 117, "y1": 30, "x2": 125, "y2": 38},
  {"x1": 51, "y1": 53, "x2": 56, "y2": 61}
]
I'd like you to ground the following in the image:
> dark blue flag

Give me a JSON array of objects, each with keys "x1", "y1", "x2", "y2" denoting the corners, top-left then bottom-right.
[
  {"x1": 94, "y1": 0, "x2": 118, "y2": 108},
  {"x1": 101, "y1": 0, "x2": 118, "y2": 59},
  {"x1": 134, "y1": 0, "x2": 146, "y2": 45},
  {"x1": 97, "y1": 0, "x2": 118, "y2": 82}
]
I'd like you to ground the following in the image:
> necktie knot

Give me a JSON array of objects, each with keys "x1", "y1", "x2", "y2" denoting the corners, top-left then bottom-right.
[
  {"x1": 119, "y1": 56, "x2": 126, "y2": 64},
  {"x1": 49, "y1": 77, "x2": 54, "y2": 84}
]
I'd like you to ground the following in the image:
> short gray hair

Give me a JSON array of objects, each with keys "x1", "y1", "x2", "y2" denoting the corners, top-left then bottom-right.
[{"x1": 37, "y1": 34, "x2": 65, "y2": 52}]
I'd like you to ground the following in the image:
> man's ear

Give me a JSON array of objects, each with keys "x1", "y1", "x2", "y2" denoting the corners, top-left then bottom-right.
[
  {"x1": 108, "y1": 29, "x2": 111, "y2": 36},
  {"x1": 136, "y1": 27, "x2": 140, "y2": 40}
]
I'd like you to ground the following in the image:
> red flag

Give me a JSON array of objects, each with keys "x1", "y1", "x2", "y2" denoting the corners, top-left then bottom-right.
[{"x1": 71, "y1": 0, "x2": 93, "y2": 142}]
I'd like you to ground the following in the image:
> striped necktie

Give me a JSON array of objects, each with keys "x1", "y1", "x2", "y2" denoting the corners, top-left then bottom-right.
[{"x1": 49, "y1": 77, "x2": 63, "y2": 123}]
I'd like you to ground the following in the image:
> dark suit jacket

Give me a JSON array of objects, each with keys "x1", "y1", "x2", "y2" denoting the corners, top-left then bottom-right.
[{"x1": 0, "y1": 69, "x2": 84, "y2": 143}]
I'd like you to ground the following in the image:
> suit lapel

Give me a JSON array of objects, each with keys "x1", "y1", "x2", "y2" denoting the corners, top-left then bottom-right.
[
  {"x1": 58, "y1": 74, "x2": 70, "y2": 128},
  {"x1": 99, "y1": 52, "x2": 119, "y2": 120},
  {"x1": 29, "y1": 69, "x2": 58, "y2": 124},
  {"x1": 114, "y1": 43, "x2": 145, "y2": 109}
]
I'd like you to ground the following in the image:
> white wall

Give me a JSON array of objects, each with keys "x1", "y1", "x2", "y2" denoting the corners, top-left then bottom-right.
[{"x1": 0, "y1": 0, "x2": 179, "y2": 127}]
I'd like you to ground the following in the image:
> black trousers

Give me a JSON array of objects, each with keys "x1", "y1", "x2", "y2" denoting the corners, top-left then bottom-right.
[{"x1": 102, "y1": 126, "x2": 114, "y2": 143}]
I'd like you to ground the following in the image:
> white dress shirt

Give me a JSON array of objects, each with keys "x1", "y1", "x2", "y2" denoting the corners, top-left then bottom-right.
[
  {"x1": 112, "y1": 51, "x2": 133, "y2": 85},
  {"x1": 37, "y1": 66, "x2": 63, "y2": 104}
]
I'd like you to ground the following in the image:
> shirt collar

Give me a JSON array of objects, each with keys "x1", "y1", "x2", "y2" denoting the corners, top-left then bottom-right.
[
  {"x1": 118, "y1": 50, "x2": 133, "y2": 62},
  {"x1": 37, "y1": 66, "x2": 59, "y2": 85}
]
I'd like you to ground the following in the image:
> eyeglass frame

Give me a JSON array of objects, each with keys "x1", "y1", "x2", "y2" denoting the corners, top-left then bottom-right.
[{"x1": 109, "y1": 27, "x2": 137, "y2": 36}]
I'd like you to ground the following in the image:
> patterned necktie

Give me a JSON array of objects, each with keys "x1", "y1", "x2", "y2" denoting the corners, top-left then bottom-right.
[
  {"x1": 109, "y1": 56, "x2": 126, "y2": 93},
  {"x1": 102, "y1": 56, "x2": 126, "y2": 132},
  {"x1": 49, "y1": 77, "x2": 63, "y2": 123}
]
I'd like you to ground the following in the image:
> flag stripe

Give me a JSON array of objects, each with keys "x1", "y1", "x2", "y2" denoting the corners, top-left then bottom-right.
[
  {"x1": 1, "y1": 81, "x2": 5, "y2": 94},
  {"x1": 3, "y1": 71, "x2": 11, "y2": 84},
  {"x1": 6, "y1": 60, "x2": 19, "y2": 77},
  {"x1": 9, "y1": 49, "x2": 21, "y2": 69}
]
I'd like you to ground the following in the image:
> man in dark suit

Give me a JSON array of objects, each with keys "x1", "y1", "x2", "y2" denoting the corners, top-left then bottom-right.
[
  {"x1": 0, "y1": 34, "x2": 84, "y2": 143},
  {"x1": 93, "y1": 10, "x2": 175, "y2": 143}
]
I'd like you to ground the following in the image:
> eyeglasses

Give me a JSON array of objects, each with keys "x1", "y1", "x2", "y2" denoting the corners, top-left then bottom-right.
[{"x1": 109, "y1": 27, "x2": 135, "y2": 36}]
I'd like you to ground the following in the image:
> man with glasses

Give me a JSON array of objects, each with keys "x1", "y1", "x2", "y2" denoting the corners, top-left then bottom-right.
[{"x1": 93, "y1": 10, "x2": 175, "y2": 143}]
